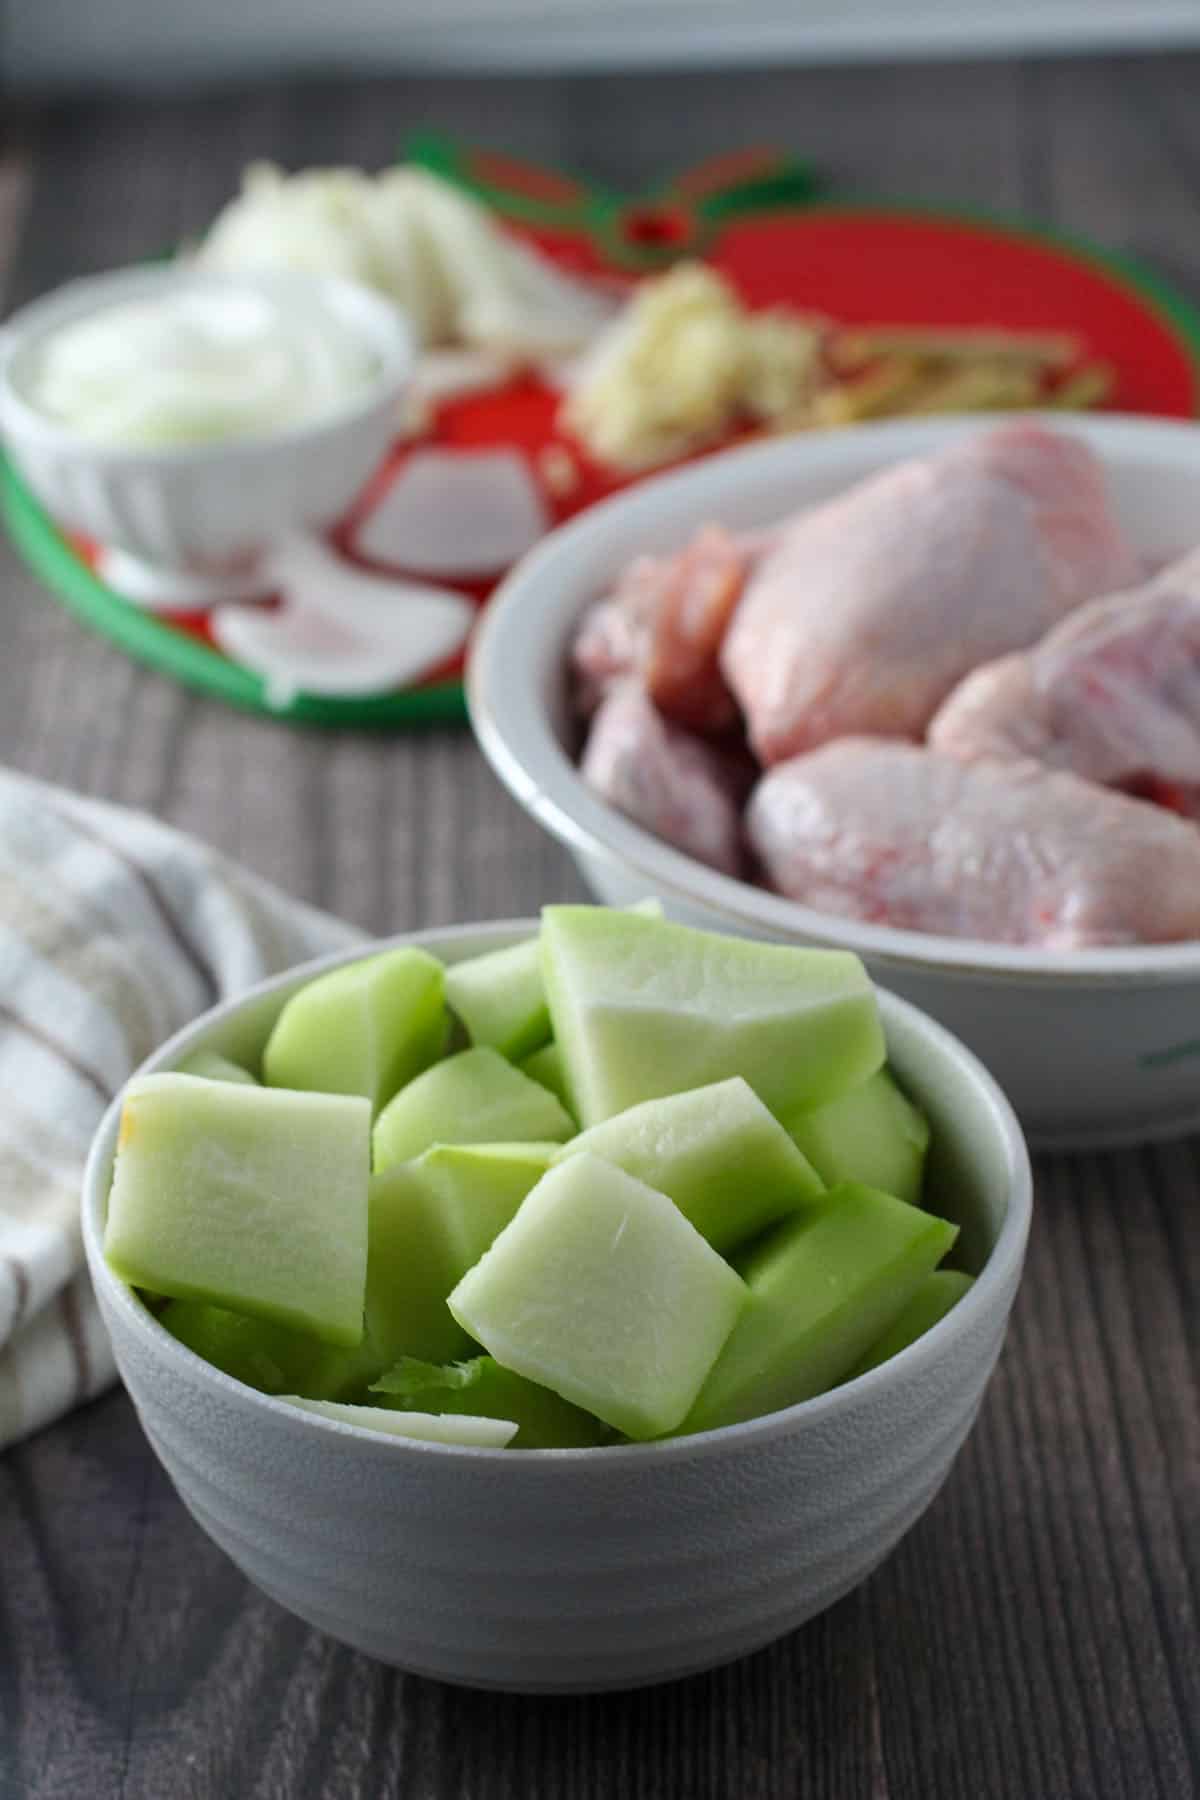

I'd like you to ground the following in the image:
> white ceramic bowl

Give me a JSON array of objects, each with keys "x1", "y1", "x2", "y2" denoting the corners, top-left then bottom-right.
[
  {"x1": 82, "y1": 920, "x2": 1030, "y2": 1694},
  {"x1": 0, "y1": 265, "x2": 412, "y2": 581},
  {"x1": 468, "y1": 414, "x2": 1200, "y2": 1149}
]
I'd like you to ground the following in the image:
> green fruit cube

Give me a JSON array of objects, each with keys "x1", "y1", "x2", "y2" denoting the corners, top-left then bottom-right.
[
  {"x1": 420, "y1": 1140, "x2": 560, "y2": 1245},
  {"x1": 160, "y1": 1298, "x2": 384, "y2": 1399},
  {"x1": 448, "y1": 1152, "x2": 747, "y2": 1439},
  {"x1": 444, "y1": 938, "x2": 551, "y2": 1061},
  {"x1": 437, "y1": 903, "x2": 663, "y2": 1068},
  {"x1": 281, "y1": 1396, "x2": 517, "y2": 1447},
  {"x1": 177, "y1": 1049, "x2": 258, "y2": 1086},
  {"x1": 263, "y1": 947, "x2": 445, "y2": 1113},
  {"x1": 518, "y1": 1042, "x2": 577, "y2": 1121},
  {"x1": 847, "y1": 1269, "x2": 975, "y2": 1379},
  {"x1": 371, "y1": 1355, "x2": 608, "y2": 1448},
  {"x1": 557, "y1": 1077, "x2": 823, "y2": 1252},
  {"x1": 366, "y1": 1167, "x2": 476, "y2": 1366},
  {"x1": 681, "y1": 1182, "x2": 959, "y2": 1434},
  {"x1": 540, "y1": 905, "x2": 884, "y2": 1127},
  {"x1": 104, "y1": 1073, "x2": 370, "y2": 1347},
  {"x1": 372, "y1": 1046, "x2": 573, "y2": 1171},
  {"x1": 365, "y1": 1141, "x2": 557, "y2": 1365},
  {"x1": 785, "y1": 1068, "x2": 931, "y2": 1205}
]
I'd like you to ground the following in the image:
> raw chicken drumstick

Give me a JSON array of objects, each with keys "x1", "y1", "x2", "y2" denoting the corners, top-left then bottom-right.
[
  {"x1": 580, "y1": 678, "x2": 747, "y2": 875},
  {"x1": 929, "y1": 546, "x2": 1200, "y2": 818},
  {"x1": 747, "y1": 738, "x2": 1200, "y2": 947},
  {"x1": 721, "y1": 420, "x2": 1136, "y2": 765}
]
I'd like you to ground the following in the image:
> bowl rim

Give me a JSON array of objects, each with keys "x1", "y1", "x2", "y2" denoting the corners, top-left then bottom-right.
[
  {"x1": 467, "y1": 411, "x2": 1200, "y2": 987},
  {"x1": 82, "y1": 917, "x2": 1032, "y2": 1467},
  {"x1": 0, "y1": 263, "x2": 414, "y2": 465}
]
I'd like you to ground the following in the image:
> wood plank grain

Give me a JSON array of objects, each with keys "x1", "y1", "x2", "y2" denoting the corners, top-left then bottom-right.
[
  {"x1": 565, "y1": 59, "x2": 1027, "y2": 212},
  {"x1": 1032, "y1": 53, "x2": 1200, "y2": 300}
]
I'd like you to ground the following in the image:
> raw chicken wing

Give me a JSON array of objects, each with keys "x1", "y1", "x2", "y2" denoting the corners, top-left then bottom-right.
[
  {"x1": 929, "y1": 546, "x2": 1200, "y2": 817},
  {"x1": 747, "y1": 738, "x2": 1200, "y2": 947},
  {"x1": 570, "y1": 555, "x2": 664, "y2": 716},
  {"x1": 722, "y1": 421, "x2": 1136, "y2": 765},
  {"x1": 580, "y1": 680, "x2": 745, "y2": 875},
  {"x1": 571, "y1": 525, "x2": 752, "y2": 731}
]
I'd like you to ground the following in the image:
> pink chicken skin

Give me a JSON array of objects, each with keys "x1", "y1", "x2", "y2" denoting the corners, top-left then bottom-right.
[
  {"x1": 929, "y1": 546, "x2": 1200, "y2": 819},
  {"x1": 747, "y1": 739, "x2": 1200, "y2": 948},
  {"x1": 570, "y1": 525, "x2": 755, "y2": 733},
  {"x1": 580, "y1": 679, "x2": 746, "y2": 876},
  {"x1": 571, "y1": 555, "x2": 664, "y2": 717},
  {"x1": 721, "y1": 421, "x2": 1137, "y2": 766}
]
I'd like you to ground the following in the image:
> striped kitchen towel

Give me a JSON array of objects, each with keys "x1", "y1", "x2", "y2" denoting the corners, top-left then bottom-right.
[{"x1": 0, "y1": 765, "x2": 361, "y2": 1451}]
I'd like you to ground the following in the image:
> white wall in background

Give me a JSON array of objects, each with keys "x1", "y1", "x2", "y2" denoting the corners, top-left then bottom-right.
[{"x1": 8, "y1": 0, "x2": 1200, "y2": 87}]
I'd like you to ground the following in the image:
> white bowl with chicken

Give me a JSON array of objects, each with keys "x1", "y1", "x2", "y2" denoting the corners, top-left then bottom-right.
[{"x1": 468, "y1": 413, "x2": 1200, "y2": 1149}]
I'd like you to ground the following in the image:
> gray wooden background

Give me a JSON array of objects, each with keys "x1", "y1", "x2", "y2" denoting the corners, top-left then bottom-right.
[{"x1": 1, "y1": 56, "x2": 1198, "y2": 1800}]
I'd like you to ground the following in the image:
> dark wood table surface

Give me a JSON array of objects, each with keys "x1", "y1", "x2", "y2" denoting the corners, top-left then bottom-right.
[{"x1": 1, "y1": 55, "x2": 1198, "y2": 1800}]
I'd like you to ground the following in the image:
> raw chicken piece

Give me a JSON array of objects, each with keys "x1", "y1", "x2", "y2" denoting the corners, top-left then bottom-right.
[
  {"x1": 747, "y1": 738, "x2": 1200, "y2": 947},
  {"x1": 570, "y1": 525, "x2": 752, "y2": 731},
  {"x1": 570, "y1": 558, "x2": 660, "y2": 716},
  {"x1": 644, "y1": 525, "x2": 747, "y2": 731},
  {"x1": 580, "y1": 680, "x2": 745, "y2": 875},
  {"x1": 929, "y1": 546, "x2": 1200, "y2": 818},
  {"x1": 721, "y1": 421, "x2": 1136, "y2": 765}
]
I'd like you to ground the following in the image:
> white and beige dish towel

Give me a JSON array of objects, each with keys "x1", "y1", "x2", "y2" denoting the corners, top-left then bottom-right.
[{"x1": 0, "y1": 765, "x2": 361, "y2": 1450}]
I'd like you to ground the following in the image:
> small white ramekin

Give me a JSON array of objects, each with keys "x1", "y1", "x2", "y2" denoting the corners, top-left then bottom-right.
[
  {"x1": 82, "y1": 920, "x2": 1030, "y2": 1694},
  {"x1": 0, "y1": 265, "x2": 412, "y2": 577}
]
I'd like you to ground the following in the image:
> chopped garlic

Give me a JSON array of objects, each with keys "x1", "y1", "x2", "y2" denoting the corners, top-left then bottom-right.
[
  {"x1": 538, "y1": 443, "x2": 581, "y2": 497},
  {"x1": 561, "y1": 263, "x2": 825, "y2": 470}
]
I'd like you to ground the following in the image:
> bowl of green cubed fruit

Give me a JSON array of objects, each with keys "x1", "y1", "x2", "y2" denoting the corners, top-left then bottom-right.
[{"x1": 82, "y1": 903, "x2": 1031, "y2": 1693}]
